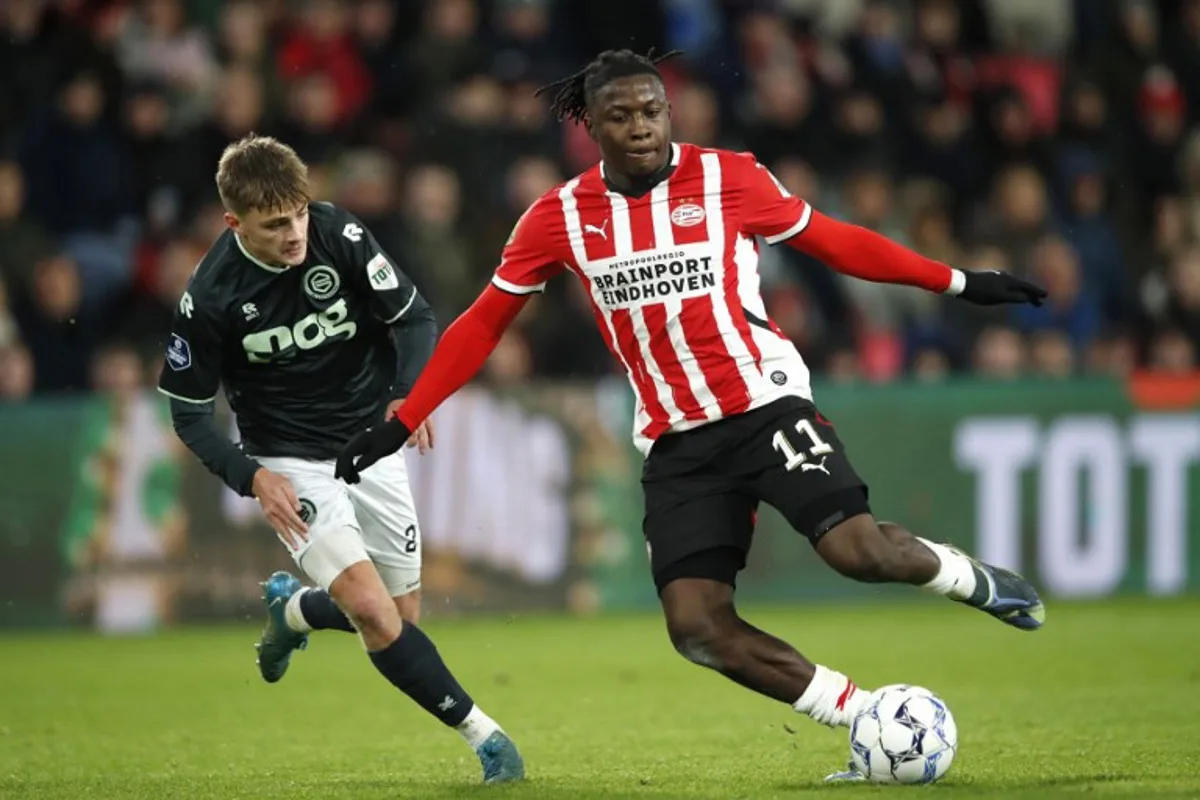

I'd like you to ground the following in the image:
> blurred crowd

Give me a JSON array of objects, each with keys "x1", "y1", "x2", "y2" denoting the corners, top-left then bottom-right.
[{"x1": 2, "y1": 0, "x2": 1200, "y2": 402}]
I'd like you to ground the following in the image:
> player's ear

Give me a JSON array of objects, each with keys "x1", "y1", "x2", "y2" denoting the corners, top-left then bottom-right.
[
  {"x1": 584, "y1": 111, "x2": 598, "y2": 142},
  {"x1": 223, "y1": 212, "x2": 241, "y2": 232}
]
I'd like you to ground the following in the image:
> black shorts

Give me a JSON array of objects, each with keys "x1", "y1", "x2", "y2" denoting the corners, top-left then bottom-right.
[{"x1": 642, "y1": 396, "x2": 870, "y2": 593}]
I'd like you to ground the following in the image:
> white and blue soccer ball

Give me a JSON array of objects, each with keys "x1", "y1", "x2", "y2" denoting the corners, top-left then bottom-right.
[{"x1": 848, "y1": 684, "x2": 958, "y2": 784}]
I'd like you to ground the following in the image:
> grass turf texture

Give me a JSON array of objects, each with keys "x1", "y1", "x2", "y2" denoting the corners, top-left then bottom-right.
[{"x1": 2, "y1": 597, "x2": 1198, "y2": 799}]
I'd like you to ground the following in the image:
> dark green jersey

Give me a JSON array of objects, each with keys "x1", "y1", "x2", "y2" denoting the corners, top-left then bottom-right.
[{"x1": 157, "y1": 203, "x2": 423, "y2": 459}]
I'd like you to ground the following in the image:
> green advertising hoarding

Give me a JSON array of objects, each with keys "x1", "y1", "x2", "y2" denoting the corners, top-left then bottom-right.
[{"x1": 0, "y1": 378, "x2": 1196, "y2": 629}]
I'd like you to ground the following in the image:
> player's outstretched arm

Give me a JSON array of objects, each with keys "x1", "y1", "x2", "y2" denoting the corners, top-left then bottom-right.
[
  {"x1": 335, "y1": 284, "x2": 529, "y2": 483},
  {"x1": 787, "y1": 210, "x2": 1047, "y2": 306}
]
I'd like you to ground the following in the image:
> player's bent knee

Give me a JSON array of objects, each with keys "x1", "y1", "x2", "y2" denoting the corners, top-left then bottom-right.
[
  {"x1": 345, "y1": 594, "x2": 400, "y2": 639},
  {"x1": 328, "y1": 561, "x2": 402, "y2": 642},
  {"x1": 816, "y1": 514, "x2": 898, "y2": 583},
  {"x1": 666, "y1": 613, "x2": 725, "y2": 667}
]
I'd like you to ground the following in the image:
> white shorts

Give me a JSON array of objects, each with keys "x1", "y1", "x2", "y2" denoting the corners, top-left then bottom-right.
[{"x1": 257, "y1": 452, "x2": 421, "y2": 597}]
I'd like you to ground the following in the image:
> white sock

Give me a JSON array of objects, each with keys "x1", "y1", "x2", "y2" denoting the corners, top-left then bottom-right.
[
  {"x1": 283, "y1": 588, "x2": 314, "y2": 633},
  {"x1": 917, "y1": 538, "x2": 977, "y2": 601},
  {"x1": 793, "y1": 665, "x2": 870, "y2": 728},
  {"x1": 456, "y1": 704, "x2": 502, "y2": 750}
]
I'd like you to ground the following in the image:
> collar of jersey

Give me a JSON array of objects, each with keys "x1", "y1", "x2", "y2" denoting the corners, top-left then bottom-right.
[
  {"x1": 234, "y1": 232, "x2": 288, "y2": 274},
  {"x1": 601, "y1": 142, "x2": 681, "y2": 197}
]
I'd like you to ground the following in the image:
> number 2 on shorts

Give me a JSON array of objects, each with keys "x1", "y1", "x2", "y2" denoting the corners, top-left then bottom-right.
[{"x1": 772, "y1": 418, "x2": 834, "y2": 471}]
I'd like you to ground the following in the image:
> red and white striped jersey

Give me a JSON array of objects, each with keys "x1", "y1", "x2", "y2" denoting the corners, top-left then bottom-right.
[{"x1": 494, "y1": 143, "x2": 815, "y2": 454}]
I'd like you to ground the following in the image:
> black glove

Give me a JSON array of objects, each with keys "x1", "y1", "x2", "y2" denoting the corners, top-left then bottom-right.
[
  {"x1": 957, "y1": 269, "x2": 1048, "y2": 306},
  {"x1": 335, "y1": 418, "x2": 411, "y2": 484}
]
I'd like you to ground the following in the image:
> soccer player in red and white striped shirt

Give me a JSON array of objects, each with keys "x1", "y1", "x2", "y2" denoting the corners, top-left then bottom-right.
[{"x1": 337, "y1": 50, "x2": 1047, "y2": 777}]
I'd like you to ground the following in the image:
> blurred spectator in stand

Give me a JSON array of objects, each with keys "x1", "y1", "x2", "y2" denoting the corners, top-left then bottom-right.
[
  {"x1": 111, "y1": 237, "x2": 203, "y2": 365},
  {"x1": 741, "y1": 64, "x2": 830, "y2": 169},
  {"x1": 276, "y1": 72, "x2": 345, "y2": 166},
  {"x1": 1056, "y1": 147, "x2": 1131, "y2": 326},
  {"x1": 19, "y1": 70, "x2": 132, "y2": 238},
  {"x1": 970, "y1": 163, "x2": 1055, "y2": 276},
  {"x1": 277, "y1": 0, "x2": 371, "y2": 125},
  {"x1": 122, "y1": 80, "x2": 192, "y2": 239},
  {"x1": 1011, "y1": 234, "x2": 1101, "y2": 351},
  {"x1": 405, "y1": 0, "x2": 485, "y2": 112},
  {"x1": 89, "y1": 340, "x2": 147, "y2": 399},
  {"x1": 396, "y1": 164, "x2": 475, "y2": 324},
  {"x1": 1131, "y1": 66, "x2": 1188, "y2": 209},
  {"x1": 0, "y1": 343, "x2": 33, "y2": 402},
  {"x1": 0, "y1": 160, "x2": 52, "y2": 294},
  {"x1": 1147, "y1": 327, "x2": 1197, "y2": 373},
  {"x1": 1085, "y1": 329, "x2": 1138, "y2": 378},
  {"x1": 1028, "y1": 328, "x2": 1075, "y2": 378},
  {"x1": 973, "y1": 324, "x2": 1026, "y2": 380},
  {"x1": 115, "y1": 0, "x2": 219, "y2": 130},
  {"x1": 12, "y1": 253, "x2": 102, "y2": 393},
  {"x1": 189, "y1": 66, "x2": 271, "y2": 204},
  {"x1": 216, "y1": 0, "x2": 284, "y2": 109}
]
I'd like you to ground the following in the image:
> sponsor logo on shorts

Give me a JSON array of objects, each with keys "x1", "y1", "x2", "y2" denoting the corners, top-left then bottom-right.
[
  {"x1": 298, "y1": 498, "x2": 317, "y2": 525},
  {"x1": 800, "y1": 456, "x2": 830, "y2": 476}
]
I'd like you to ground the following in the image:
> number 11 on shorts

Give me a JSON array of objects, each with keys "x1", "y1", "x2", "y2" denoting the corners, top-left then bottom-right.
[{"x1": 772, "y1": 418, "x2": 834, "y2": 471}]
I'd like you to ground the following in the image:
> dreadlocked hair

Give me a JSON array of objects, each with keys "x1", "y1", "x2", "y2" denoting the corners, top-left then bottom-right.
[{"x1": 535, "y1": 48, "x2": 683, "y2": 124}]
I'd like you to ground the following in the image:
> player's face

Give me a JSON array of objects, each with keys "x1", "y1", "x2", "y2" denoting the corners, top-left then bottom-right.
[
  {"x1": 226, "y1": 204, "x2": 310, "y2": 267},
  {"x1": 588, "y1": 75, "x2": 672, "y2": 179}
]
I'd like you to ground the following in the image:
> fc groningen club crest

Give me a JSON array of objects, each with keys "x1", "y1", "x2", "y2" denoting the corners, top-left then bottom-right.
[{"x1": 303, "y1": 265, "x2": 340, "y2": 301}]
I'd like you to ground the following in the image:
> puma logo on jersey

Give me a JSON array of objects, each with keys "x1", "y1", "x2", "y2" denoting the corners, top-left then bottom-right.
[
  {"x1": 584, "y1": 219, "x2": 609, "y2": 240},
  {"x1": 800, "y1": 457, "x2": 830, "y2": 476}
]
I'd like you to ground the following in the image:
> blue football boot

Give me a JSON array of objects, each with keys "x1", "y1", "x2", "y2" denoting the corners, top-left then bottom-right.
[
  {"x1": 476, "y1": 731, "x2": 525, "y2": 784},
  {"x1": 254, "y1": 571, "x2": 309, "y2": 683},
  {"x1": 947, "y1": 545, "x2": 1045, "y2": 631}
]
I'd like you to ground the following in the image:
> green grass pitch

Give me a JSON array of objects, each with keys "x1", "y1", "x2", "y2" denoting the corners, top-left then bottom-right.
[{"x1": 2, "y1": 597, "x2": 1198, "y2": 799}]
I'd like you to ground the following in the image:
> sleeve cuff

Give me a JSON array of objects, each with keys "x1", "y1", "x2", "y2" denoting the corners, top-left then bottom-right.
[
  {"x1": 382, "y1": 289, "x2": 418, "y2": 323},
  {"x1": 943, "y1": 268, "x2": 967, "y2": 296},
  {"x1": 492, "y1": 275, "x2": 546, "y2": 295},
  {"x1": 157, "y1": 387, "x2": 218, "y2": 404},
  {"x1": 763, "y1": 203, "x2": 814, "y2": 245}
]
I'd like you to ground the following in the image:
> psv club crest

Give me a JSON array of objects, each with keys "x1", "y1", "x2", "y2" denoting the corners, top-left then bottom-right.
[{"x1": 671, "y1": 202, "x2": 706, "y2": 227}]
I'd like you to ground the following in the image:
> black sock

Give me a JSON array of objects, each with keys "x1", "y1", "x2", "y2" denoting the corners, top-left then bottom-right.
[
  {"x1": 369, "y1": 622, "x2": 474, "y2": 727},
  {"x1": 298, "y1": 589, "x2": 355, "y2": 632}
]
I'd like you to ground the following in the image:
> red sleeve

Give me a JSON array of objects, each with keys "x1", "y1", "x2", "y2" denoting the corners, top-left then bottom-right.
[
  {"x1": 491, "y1": 195, "x2": 567, "y2": 296},
  {"x1": 785, "y1": 209, "x2": 956, "y2": 293},
  {"x1": 738, "y1": 155, "x2": 814, "y2": 244},
  {"x1": 393, "y1": 285, "x2": 529, "y2": 430}
]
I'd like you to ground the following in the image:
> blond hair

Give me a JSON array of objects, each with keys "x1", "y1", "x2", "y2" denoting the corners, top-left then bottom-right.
[{"x1": 215, "y1": 134, "x2": 310, "y2": 216}]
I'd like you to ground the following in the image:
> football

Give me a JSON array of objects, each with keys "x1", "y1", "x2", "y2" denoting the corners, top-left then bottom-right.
[{"x1": 848, "y1": 684, "x2": 958, "y2": 784}]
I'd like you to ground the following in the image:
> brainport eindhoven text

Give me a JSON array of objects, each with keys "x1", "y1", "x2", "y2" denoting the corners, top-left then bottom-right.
[{"x1": 591, "y1": 250, "x2": 718, "y2": 308}]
